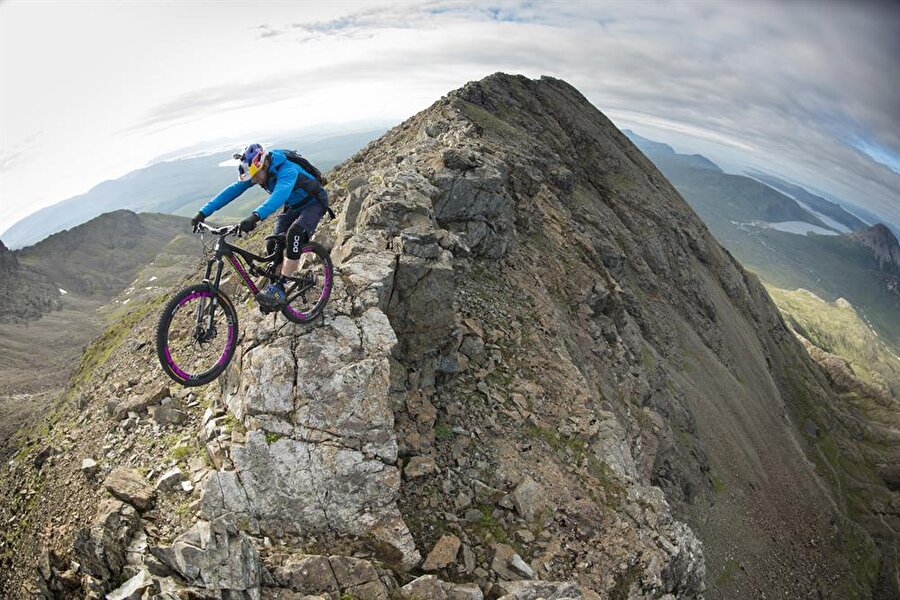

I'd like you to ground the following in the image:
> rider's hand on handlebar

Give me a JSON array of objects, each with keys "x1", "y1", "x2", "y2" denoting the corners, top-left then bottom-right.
[
  {"x1": 239, "y1": 212, "x2": 261, "y2": 234},
  {"x1": 191, "y1": 211, "x2": 206, "y2": 233}
]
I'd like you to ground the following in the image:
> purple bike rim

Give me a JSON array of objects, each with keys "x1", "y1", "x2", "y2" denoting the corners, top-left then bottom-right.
[{"x1": 164, "y1": 290, "x2": 236, "y2": 381}]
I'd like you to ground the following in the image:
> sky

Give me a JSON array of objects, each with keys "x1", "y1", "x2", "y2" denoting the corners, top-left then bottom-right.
[{"x1": 1, "y1": 0, "x2": 898, "y2": 234}]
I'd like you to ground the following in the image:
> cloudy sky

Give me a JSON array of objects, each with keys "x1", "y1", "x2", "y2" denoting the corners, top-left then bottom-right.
[{"x1": 1, "y1": 0, "x2": 898, "y2": 233}]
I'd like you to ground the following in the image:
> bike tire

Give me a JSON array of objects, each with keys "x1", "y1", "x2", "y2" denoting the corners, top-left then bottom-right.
[
  {"x1": 156, "y1": 283, "x2": 239, "y2": 387},
  {"x1": 280, "y1": 241, "x2": 334, "y2": 324}
]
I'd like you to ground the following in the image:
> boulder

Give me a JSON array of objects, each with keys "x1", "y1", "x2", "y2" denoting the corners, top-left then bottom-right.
[
  {"x1": 510, "y1": 477, "x2": 544, "y2": 520},
  {"x1": 399, "y1": 575, "x2": 483, "y2": 600},
  {"x1": 151, "y1": 516, "x2": 260, "y2": 593},
  {"x1": 152, "y1": 405, "x2": 188, "y2": 427},
  {"x1": 405, "y1": 455, "x2": 437, "y2": 479},
  {"x1": 422, "y1": 534, "x2": 461, "y2": 571},
  {"x1": 493, "y1": 580, "x2": 586, "y2": 600},
  {"x1": 399, "y1": 575, "x2": 446, "y2": 600},
  {"x1": 81, "y1": 458, "x2": 99, "y2": 477},
  {"x1": 270, "y1": 555, "x2": 338, "y2": 595},
  {"x1": 490, "y1": 543, "x2": 534, "y2": 581},
  {"x1": 105, "y1": 467, "x2": 155, "y2": 511},
  {"x1": 268, "y1": 554, "x2": 388, "y2": 600},
  {"x1": 156, "y1": 467, "x2": 185, "y2": 492},
  {"x1": 329, "y1": 555, "x2": 389, "y2": 600},
  {"x1": 111, "y1": 385, "x2": 169, "y2": 420}
]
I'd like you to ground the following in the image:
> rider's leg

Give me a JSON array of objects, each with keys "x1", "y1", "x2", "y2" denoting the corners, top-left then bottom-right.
[
  {"x1": 282, "y1": 203, "x2": 325, "y2": 278},
  {"x1": 282, "y1": 226, "x2": 308, "y2": 277},
  {"x1": 254, "y1": 208, "x2": 299, "y2": 310},
  {"x1": 269, "y1": 208, "x2": 300, "y2": 265},
  {"x1": 265, "y1": 237, "x2": 284, "y2": 264}
]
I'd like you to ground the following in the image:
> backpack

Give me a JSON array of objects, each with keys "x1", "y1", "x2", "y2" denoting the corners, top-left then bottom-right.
[
  {"x1": 279, "y1": 149, "x2": 335, "y2": 219},
  {"x1": 282, "y1": 150, "x2": 328, "y2": 186}
]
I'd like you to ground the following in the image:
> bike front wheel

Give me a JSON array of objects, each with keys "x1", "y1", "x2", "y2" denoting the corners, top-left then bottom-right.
[
  {"x1": 279, "y1": 241, "x2": 334, "y2": 324},
  {"x1": 156, "y1": 283, "x2": 239, "y2": 386}
]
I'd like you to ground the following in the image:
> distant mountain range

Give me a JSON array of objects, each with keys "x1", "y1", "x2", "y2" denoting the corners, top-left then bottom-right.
[
  {"x1": 1, "y1": 128, "x2": 388, "y2": 250},
  {"x1": 625, "y1": 130, "x2": 900, "y2": 351},
  {"x1": 744, "y1": 169, "x2": 869, "y2": 233}
]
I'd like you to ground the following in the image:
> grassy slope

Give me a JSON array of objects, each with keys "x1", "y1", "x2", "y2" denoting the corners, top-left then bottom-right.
[
  {"x1": 765, "y1": 286, "x2": 900, "y2": 592},
  {"x1": 721, "y1": 227, "x2": 900, "y2": 351},
  {"x1": 767, "y1": 286, "x2": 900, "y2": 399}
]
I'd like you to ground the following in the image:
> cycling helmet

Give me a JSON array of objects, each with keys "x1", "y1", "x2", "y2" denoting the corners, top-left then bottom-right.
[{"x1": 234, "y1": 143, "x2": 268, "y2": 181}]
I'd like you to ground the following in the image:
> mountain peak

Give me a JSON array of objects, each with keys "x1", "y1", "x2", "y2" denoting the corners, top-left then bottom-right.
[{"x1": 1, "y1": 73, "x2": 890, "y2": 599}]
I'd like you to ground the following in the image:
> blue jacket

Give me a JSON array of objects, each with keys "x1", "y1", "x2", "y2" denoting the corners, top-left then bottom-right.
[{"x1": 199, "y1": 150, "x2": 328, "y2": 220}]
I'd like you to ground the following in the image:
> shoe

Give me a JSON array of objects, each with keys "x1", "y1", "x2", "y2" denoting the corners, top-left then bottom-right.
[{"x1": 256, "y1": 282, "x2": 286, "y2": 310}]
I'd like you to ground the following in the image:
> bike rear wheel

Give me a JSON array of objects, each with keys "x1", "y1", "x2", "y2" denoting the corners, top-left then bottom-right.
[
  {"x1": 156, "y1": 283, "x2": 238, "y2": 386},
  {"x1": 279, "y1": 241, "x2": 334, "y2": 324}
]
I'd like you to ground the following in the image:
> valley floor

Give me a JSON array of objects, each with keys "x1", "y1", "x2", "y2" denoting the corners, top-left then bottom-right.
[{"x1": 0, "y1": 295, "x2": 102, "y2": 458}]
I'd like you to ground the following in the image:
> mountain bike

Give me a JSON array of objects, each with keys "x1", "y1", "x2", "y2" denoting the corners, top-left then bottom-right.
[{"x1": 156, "y1": 222, "x2": 333, "y2": 386}]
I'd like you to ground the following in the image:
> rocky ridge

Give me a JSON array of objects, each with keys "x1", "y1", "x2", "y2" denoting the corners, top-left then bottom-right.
[{"x1": 0, "y1": 73, "x2": 893, "y2": 599}]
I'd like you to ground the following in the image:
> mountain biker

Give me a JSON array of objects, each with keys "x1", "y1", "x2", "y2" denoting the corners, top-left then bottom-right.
[{"x1": 191, "y1": 143, "x2": 329, "y2": 311}]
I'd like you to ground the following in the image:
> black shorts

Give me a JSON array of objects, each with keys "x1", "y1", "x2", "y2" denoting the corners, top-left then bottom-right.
[{"x1": 272, "y1": 201, "x2": 326, "y2": 238}]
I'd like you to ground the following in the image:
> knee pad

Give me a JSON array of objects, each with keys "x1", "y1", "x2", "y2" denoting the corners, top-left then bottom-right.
[
  {"x1": 285, "y1": 224, "x2": 310, "y2": 260},
  {"x1": 266, "y1": 238, "x2": 284, "y2": 261}
]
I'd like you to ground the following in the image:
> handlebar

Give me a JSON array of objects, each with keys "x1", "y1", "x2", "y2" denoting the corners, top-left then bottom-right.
[{"x1": 196, "y1": 222, "x2": 242, "y2": 237}]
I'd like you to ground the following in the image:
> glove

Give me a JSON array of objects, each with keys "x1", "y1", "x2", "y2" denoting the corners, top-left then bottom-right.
[
  {"x1": 240, "y1": 212, "x2": 261, "y2": 233},
  {"x1": 191, "y1": 211, "x2": 206, "y2": 233}
]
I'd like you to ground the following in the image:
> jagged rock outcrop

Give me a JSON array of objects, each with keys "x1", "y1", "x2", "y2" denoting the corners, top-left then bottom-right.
[
  {"x1": 188, "y1": 73, "x2": 709, "y2": 597},
  {"x1": 852, "y1": 223, "x2": 900, "y2": 273},
  {"x1": 152, "y1": 516, "x2": 261, "y2": 595}
]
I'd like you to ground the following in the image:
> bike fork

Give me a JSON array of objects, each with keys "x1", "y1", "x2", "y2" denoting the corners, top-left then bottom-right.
[{"x1": 197, "y1": 259, "x2": 224, "y2": 331}]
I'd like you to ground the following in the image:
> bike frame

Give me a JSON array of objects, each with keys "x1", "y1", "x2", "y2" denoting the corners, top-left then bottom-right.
[
  {"x1": 194, "y1": 225, "x2": 318, "y2": 330},
  {"x1": 204, "y1": 234, "x2": 270, "y2": 297}
]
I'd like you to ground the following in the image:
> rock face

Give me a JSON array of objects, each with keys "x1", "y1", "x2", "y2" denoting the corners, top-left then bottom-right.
[
  {"x1": 311, "y1": 73, "x2": 886, "y2": 597},
  {"x1": 72, "y1": 499, "x2": 139, "y2": 584},
  {"x1": 202, "y1": 308, "x2": 420, "y2": 569}
]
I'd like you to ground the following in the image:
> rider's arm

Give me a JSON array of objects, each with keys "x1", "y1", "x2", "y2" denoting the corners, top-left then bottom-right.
[
  {"x1": 199, "y1": 179, "x2": 253, "y2": 216},
  {"x1": 253, "y1": 162, "x2": 299, "y2": 219}
]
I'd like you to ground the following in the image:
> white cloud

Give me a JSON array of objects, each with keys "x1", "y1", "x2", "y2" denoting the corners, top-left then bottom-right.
[{"x1": 1, "y1": 0, "x2": 898, "y2": 233}]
